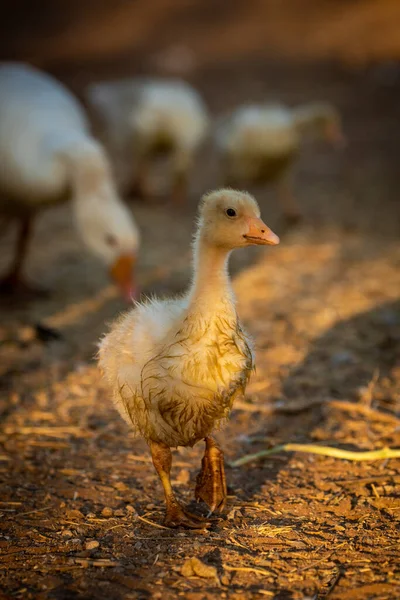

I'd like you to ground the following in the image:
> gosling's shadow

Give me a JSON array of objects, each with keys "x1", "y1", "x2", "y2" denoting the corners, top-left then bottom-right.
[{"x1": 229, "y1": 298, "x2": 400, "y2": 501}]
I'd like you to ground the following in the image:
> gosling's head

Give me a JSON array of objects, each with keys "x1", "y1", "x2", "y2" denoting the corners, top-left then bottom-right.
[{"x1": 197, "y1": 189, "x2": 279, "y2": 250}]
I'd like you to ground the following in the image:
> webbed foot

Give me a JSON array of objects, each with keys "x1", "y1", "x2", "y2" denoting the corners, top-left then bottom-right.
[{"x1": 164, "y1": 499, "x2": 210, "y2": 529}]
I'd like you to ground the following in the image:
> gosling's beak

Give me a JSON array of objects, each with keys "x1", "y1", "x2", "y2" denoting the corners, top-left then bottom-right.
[
  {"x1": 326, "y1": 122, "x2": 347, "y2": 149},
  {"x1": 110, "y1": 254, "x2": 138, "y2": 301},
  {"x1": 243, "y1": 217, "x2": 280, "y2": 246}
]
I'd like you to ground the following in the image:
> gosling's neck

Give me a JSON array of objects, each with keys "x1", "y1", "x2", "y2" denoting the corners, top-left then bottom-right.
[
  {"x1": 187, "y1": 232, "x2": 235, "y2": 314},
  {"x1": 292, "y1": 104, "x2": 327, "y2": 139}
]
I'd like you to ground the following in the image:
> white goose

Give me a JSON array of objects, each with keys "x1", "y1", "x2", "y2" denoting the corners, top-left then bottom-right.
[
  {"x1": 98, "y1": 188, "x2": 279, "y2": 528},
  {"x1": 86, "y1": 78, "x2": 209, "y2": 204},
  {"x1": 215, "y1": 102, "x2": 345, "y2": 223},
  {"x1": 0, "y1": 63, "x2": 139, "y2": 298}
]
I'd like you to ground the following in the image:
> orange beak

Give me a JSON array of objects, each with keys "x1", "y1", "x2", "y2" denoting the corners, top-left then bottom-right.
[
  {"x1": 243, "y1": 217, "x2": 280, "y2": 246},
  {"x1": 110, "y1": 254, "x2": 138, "y2": 301}
]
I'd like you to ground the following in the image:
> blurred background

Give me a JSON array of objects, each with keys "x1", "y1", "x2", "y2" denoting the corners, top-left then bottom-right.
[
  {"x1": 2, "y1": 0, "x2": 400, "y2": 71},
  {"x1": 1, "y1": 0, "x2": 400, "y2": 373},
  {"x1": 1, "y1": 4, "x2": 400, "y2": 598}
]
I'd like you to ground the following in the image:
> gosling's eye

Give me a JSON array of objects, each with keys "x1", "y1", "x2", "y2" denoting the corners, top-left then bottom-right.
[
  {"x1": 226, "y1": 208, "x2": 237, "y2": 218},
  {"x1": 105, "y1": 234, "x2": 117, "y2": 247}
]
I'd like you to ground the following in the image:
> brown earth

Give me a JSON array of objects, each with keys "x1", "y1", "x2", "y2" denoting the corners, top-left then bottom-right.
[{"x1": 1, "y1": 3, "x2": 400, "y2": 599}]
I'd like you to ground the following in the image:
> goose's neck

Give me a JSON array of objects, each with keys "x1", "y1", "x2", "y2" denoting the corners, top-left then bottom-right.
[
  {"x1": 188, "y1": 234, "x2": 234, "y2": 313},
  {"x1": 68, "y1": 143, "x2": 111, "y2": 201}
]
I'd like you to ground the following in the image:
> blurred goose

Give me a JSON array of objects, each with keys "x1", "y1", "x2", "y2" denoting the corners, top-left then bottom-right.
[
  {"x1": 215, "y1": 102, "x2": 345, "y2": 223},
  {"x1": 98, "y1": 188, "x2": 279, "y2": 528},
  {"x1": 0, "y1": 63, "x2": 139, "y2": 298},
  {"x1": 86, "y1": 78, "x2": 209, "y2": 204}
]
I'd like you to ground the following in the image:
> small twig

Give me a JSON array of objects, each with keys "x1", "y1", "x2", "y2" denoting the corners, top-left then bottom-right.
[
  {"x1": 105, "y1": 524, "x2": 126, "y2": 532},
  {"x1": 228, "y1": 536, "x2": 251, "y2": 551},
  {"x1": 16, "y1": 506, "x2": 52, "y2": 518},
  {"x1": 371, "y1": 483, "x2": 380, "y2": 499},
  {"x1": 62, "y1": 521, "x2": 96, "y2": 528},
  {"x1": 136, "y1": 515, "x2": 170, "y2": 530},
  {"x1": 234, "y1": 397, "x2": 324, "y2": 415},
  {"x1": 74, "y1": 558, "x2": 119, "y2": 568},
  {"x1": 224, "y1": 564, "x2": 272, "y2": 577},
  {"x1": 234, "y1": 400, "x2": 274, "y2": 414},
  {"x1": 231, "y1": 443, "x2": 400, "y2": 467},
  {"x1": 359, "y1": 369, "x2": 379, "y2": 409},
  {"x1": 127, "y1": 454, "x2": 153, "y2": 463},
  {"x1": 328, "y1": 399, "x2": 399, "y2": 425},
  {"x1": 335, "y1": 474, "x2": 400, "y2": 485},
  {"x1": 4, "y1": 426, "x2": 91, "y2": 439},
  {"x1": 26, "y1": 441, "x2": 69, "y2": 448}
]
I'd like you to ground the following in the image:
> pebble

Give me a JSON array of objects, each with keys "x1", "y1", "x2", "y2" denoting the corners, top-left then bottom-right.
[
  {"x1": 66, "y1": 509, "x2": 84, "y2": 519},
  {"x1": 221, "y1": 574, "x2": 230, "y2": 586},
  {"x1": 85, "y1": 540, "x2": 100, "y2": 550},
  {"x1": 114, "y1": 481, "x2": 128, "y2": 491},
  {"x1": 101, "y1": 507, "x2": 113, "y2": 517},
  {"x1": 61, "y1": 529, "x2": 73, "y2": 538},
  {"x1": 176, "y1": 469, "x2": 190, "y2": 484}
]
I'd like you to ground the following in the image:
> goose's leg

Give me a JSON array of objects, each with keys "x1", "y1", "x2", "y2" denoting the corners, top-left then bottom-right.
[
  {"x1": 195, "y1": 437, "x2": 227, "y2": 514},
  {"x1": 277, "y1": 175, "x2": 302, "y2": 225},
  {"x1": 0, "y1": 217, "x2": 45, "y2": 297},
  {"x1": 150, "y1": 440, "x2": 210, "y2": 529}
]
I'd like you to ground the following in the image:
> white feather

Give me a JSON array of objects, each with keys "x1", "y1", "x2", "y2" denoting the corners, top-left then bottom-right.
[
  {"x1": 0, "y1": 62, "x2": 139, "y2": 267},
  {"x1": 86, "y1": 78, "x2": 209, "y2": 191}
]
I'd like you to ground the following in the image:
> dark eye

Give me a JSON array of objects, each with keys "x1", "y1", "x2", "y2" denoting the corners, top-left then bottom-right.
[
  {"x1": 105, "y1": 234, "x2": 117, "y2": 247},
  {"x1": 226, "y1": 208, "x2": 237, "y2": 218}
]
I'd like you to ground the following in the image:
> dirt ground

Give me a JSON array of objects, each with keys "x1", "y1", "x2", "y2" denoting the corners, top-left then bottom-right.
[{"x1": 1, "y1": 3, "x2": 400, "y2": 600}]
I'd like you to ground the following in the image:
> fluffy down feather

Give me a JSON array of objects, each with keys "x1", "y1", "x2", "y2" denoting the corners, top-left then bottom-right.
[{"x1": 98, "y1": 189, "x2": 280, "y2": 448}]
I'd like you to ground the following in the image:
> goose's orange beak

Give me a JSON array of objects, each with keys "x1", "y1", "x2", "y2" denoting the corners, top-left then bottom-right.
[
  {"x1": 243, "y1": 217, "x2": 280, "y2": 246},
  {"x1": 110, "y1": 254, "x2": 138, "y2": 301}
]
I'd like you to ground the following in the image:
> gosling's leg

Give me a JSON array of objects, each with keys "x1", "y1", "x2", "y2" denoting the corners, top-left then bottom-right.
[
  {"x1": 129, "y1": 155, "x2": 153, "y2": 202},
  {"x1": 277, "y1": 176, "x2": 302, "y2": 225},
  {"x1": 195, "y1": 437, "x2": 227, "y2": 514},
  {"x1": 0, "y1": 217, "x2": 46, "y2": 297},
  {"x1": 170, "y1": 171, "x2": 188, "y2": 206},
  {"x1": 170, "y1": 149, "x2": 193, "y2": 206},
  {"x1": 150, "y1": 440, "x2": 210, "y2": 529}
]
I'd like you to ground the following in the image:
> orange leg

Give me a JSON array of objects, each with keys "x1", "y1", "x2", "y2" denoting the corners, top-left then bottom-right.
[
  {"x1": 277, "y1": 177, "x2": 302, "y2": 225},
  {"x1": 170, "y1": 171, "x2": 188, "y2": 207},
  {"x1": 150, "y1": 440, "x2": 210, "y2": 529}
]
